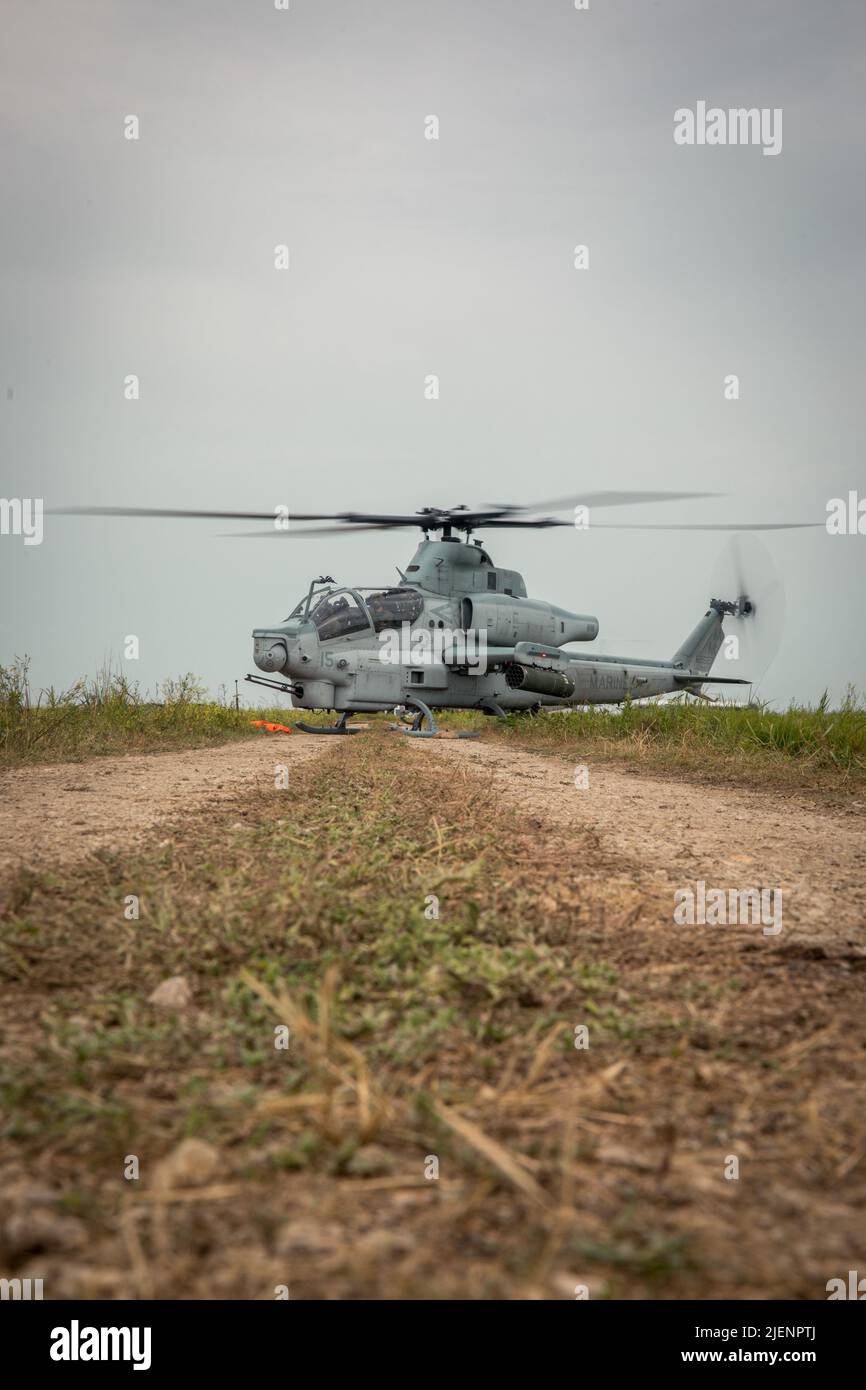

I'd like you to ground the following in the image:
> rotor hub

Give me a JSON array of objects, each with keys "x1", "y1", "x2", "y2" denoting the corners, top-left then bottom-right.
[{"x1": 710, "y1": 596, "x2": 753, "y2": 618}]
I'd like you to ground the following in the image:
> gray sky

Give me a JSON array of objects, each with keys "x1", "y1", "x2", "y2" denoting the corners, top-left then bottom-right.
[{"x1": 2, "y1": 0, "x2": 864, "y2": 707}]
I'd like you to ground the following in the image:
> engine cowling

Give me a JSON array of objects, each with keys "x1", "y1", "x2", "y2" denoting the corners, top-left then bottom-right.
[{"x1": 461, "y1": 595, "x2": 598, "y2": 646}]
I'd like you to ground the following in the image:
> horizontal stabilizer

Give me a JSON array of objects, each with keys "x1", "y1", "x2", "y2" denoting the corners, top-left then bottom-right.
[{"x1": 673, "y1": 673, "x2": 750, "y2": 685}]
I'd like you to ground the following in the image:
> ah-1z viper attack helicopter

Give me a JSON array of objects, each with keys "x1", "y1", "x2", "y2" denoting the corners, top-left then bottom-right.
[{"x1": 62, "y1": 491, "x2": 816, "y2": 734}]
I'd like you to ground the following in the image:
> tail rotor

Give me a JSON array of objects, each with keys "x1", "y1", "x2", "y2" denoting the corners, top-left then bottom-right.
[{"x1": 709, "y1": 535, "x2": 786, "y2": 691}]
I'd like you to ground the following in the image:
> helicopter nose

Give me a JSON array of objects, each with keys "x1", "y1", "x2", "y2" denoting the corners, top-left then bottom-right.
[{"x1": 254, "y1": 640, "x2": 289, "y2": 673}]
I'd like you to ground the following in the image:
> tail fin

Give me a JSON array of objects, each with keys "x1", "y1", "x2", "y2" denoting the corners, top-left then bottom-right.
[{"x1": 672, "y1": 608, "x2": 724, "y2": 675}]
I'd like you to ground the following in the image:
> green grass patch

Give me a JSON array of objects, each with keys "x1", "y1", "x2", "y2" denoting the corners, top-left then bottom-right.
[
  {"x1": 440, "y1": 691, "x2": 866, "y2": 790},
  {"x1": 0, "y1": 656, "x2": 317, "y2": 765}
]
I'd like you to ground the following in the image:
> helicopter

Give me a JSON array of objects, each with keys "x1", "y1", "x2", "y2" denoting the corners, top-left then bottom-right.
[{"x1": 58, "y1": 491, "x2": 820, "y2": 735}]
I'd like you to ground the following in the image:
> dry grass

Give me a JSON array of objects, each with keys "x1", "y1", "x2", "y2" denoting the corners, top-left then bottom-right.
[
  {"x1": 1, "y1": 731, "x2": 863, "y2": 1299},
  {"x1": 0, "y1": 657, "x2": 326, "y2": 767}
]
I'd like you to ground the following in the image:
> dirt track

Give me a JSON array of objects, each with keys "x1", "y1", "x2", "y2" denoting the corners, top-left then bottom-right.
[
  {"x1": 2, "y1": 732, "x2": 865, "y2": 1301},
  {"x1": 412, "y1": 741, "x2": 866, "y2": 949},
  {"x1": 0, "y1": 737, "x2": 334, "y2": 883},
  {"x1": 3, "y1": 736, "x2": 864, "y2": 951}
]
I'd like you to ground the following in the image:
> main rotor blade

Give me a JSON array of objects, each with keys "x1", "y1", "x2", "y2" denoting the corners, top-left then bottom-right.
[
  {"x1": 484, "y1": 489, "x2": 723, "y2": 515},
  {"x1": 470, "y1": 518, "x2": 573, "y2": 528},
  {"x1": 230, "y1": 518, "x2": 575, "y2": 535},
  {"x1": 586, "y1": 521, "x2": 822, "y2": 531},
  {"x1": 226, "y1": 517, "x2": 822, "y2": 536},
  {"x1": 54, "y1": 505, "x2": 822, "y2": 535},
  {"x1": 52, "y1": 506, "x2": 423, "y2": 524},
  {"x1": 222, "y1": 523, "x2": 410, "y2": 537},
  {"x1": 53, "y1": 491, "x2": 723, "y2": 525}
]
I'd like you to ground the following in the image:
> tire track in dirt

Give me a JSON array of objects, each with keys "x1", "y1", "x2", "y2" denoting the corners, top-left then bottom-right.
[
  {"x1": 412, "y1": 740, "x2": 866, "y2": 948},
  {"x1": 0, "y1": 736, "x2": 336, "y2": 883}
]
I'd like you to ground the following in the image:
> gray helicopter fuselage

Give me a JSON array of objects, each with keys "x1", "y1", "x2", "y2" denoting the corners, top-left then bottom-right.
[{"x1": 251, "y1": 538, "x2": 734, "y2": 712}]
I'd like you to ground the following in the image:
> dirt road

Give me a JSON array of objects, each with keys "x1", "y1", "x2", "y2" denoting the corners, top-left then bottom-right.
[
  {"x1": 2, "y1": 731, "x2": 864, "y2": 1300},
  {"x1": 4, "y1": 734, "x2": 863, "y2": 948},
  {"x1": 413, "y1": 741, "x2": 866, "y2": 948},
  {"x1": 0, "y1": 736, "x2": 334, "y2": 883}
]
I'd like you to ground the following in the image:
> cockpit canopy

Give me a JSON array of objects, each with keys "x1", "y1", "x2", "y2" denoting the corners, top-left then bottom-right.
[
  {"x1": 365, "y1": 588, "x2": 423, "y2": 632},
  {"x1": 306, "y1": 586, "x2": 424, "y2": 641},
  {"x1": 309, "y1": 589, "x2": 370, "y2": 641}
]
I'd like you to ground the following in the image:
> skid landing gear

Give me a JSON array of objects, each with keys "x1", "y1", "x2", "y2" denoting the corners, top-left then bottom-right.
[
  {"x1": 295, "y1": 711, "x2": 363, "y2": 735},
  {"x1": 478, "y1": 698, "x2": 508, "y2": 719},
  {"x1": 388, "y1": 697, "x2": 480, "y2": 739}
]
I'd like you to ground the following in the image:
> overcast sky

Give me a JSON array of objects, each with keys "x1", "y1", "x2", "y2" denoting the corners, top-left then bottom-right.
[{"x1": 1, "y1": 0, "x2": 864, "y2": 707}]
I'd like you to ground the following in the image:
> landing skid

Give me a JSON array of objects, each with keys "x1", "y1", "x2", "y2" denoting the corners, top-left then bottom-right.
[
  {"x1": 295, "y1": 712, "x2": 363, "y2": 735},
  {"x1": 478, "y1": 697, "x2": 508, "y2": 719},
  {"x1": 389, "y1": 697, "x2": 480, "y2": 739}
]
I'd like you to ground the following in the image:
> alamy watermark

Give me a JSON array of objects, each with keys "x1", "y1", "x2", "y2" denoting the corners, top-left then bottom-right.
[
  {"x1": 827, "y1": 1270, "x2": 866, "y2": 1299},
  {"x1": 0, "y1": 497, "x2": 43, "y2": 545},
  {"x1": 379, "y1": 622, "x2": 487, "y2": 673},
  {"x1": 826, "y1": 492, "x2": 866, "y2": 535},
  {"x1": 674, "y1": 102, "x2": 782, "y2": 157},
  {"x1": 674, "y1": 881, "x2": 782, "y2": 936},
  {"x1": 1, "y1": 1277, "x2": 43, "y2": 1299},
  {"x1": 50, "y1": 1321, "x2": 151, "y2": 1370}
]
